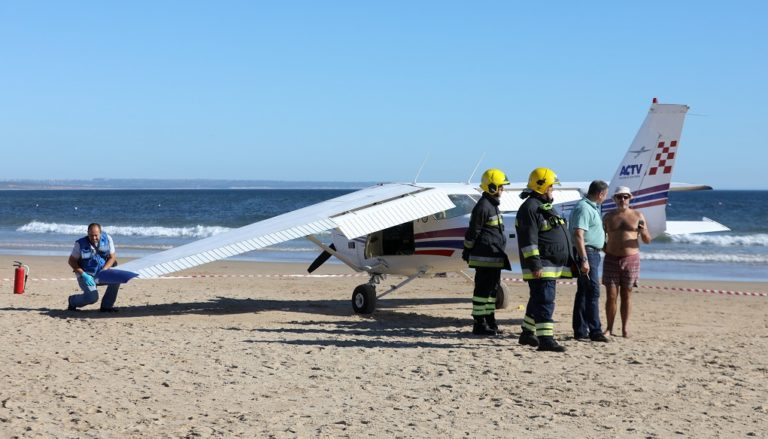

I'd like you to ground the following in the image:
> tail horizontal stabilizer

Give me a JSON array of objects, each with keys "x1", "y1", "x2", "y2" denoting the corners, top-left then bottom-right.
[{"x1": 665, "y1": 217, "x2": 731, "y2": 235}]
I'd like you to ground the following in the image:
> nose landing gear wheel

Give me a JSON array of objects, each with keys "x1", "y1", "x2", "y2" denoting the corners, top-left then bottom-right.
[{"x1": 352, "y1": 284, "x2": 377, "y2": 314}]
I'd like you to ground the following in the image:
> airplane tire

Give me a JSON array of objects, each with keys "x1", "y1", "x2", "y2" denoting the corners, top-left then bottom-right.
[
  {"x1": 352, "y1": 284, "x2": 377, "y2": 314},
  {"x1": 495, "y1": 283, "x2": 510, "y2": 310}
]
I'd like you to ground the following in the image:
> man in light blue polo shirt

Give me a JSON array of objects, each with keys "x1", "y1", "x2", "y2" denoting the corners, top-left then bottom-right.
[{"x1": 569, "y1": 180, "x2": 609, "y2": 342}]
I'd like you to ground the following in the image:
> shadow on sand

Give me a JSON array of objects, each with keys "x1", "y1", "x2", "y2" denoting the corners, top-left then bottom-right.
[{"x1": 2, "y1": 295, "x2": 528, "y2": 349}]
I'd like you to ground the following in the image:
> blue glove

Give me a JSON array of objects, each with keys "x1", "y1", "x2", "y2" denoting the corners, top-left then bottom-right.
[{"x1": 80, "y1": 272, "x2": 96, "y2": 287}]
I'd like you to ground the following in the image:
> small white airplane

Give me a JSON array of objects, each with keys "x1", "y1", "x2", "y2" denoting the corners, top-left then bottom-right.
[{"x1": 104, "y1": 99, "x2": 729, "y2": 314}]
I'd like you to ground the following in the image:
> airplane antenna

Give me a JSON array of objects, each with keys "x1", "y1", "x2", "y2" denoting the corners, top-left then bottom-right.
[
  {"x1": 467, "y1": 153, "x2": 485, "y2": 184},
  {"x1": 413, "y1": 152, "x2": 430, "y2": 183}
]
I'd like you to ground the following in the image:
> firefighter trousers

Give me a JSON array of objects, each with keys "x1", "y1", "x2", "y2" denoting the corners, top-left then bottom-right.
[
  {"x1": 522, "y1": 279, "x2": 557, "y2": 336},
  {"x1": 471, "y1": 267, "x2": 500, "y2": 317}
]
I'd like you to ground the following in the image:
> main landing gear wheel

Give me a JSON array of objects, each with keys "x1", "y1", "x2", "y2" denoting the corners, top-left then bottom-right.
[
  {"x1": 495, "y1": 283, "x2": 510, "y2": 310},
  {"x1": 352, "y1": 284, "x2": 377, "y2": 314}
]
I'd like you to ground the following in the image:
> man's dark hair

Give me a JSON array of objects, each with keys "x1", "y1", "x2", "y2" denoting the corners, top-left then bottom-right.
[
  {"x1": 87, "y1": 223, "x2": 102, "y2": 232},
  {"x1": 587, "y1": 180, "x2": 609, "y2": 197}
]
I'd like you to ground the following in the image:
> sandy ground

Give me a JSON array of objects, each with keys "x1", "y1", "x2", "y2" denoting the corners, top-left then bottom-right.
[{"x1": 1, "y1": 255, "x2": 766, "y2": 438}]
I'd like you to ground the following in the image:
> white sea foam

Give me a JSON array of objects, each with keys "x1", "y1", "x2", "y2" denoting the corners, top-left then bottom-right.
[
  {"x1": 0, "y1": 242, "x2": 173, "y2": 250},
  {"x1": 17, "y1": 221, "x2": 231, "y2": 238},
  {"x1": 668, "y1": 233, "x2": 768, "y2": 246},
  {"x1": 643, "y1": 251, "x2": 768, "y2": 264},
  {"x1": 259, "y1": 246, "x2": 321, "y2": 252}
]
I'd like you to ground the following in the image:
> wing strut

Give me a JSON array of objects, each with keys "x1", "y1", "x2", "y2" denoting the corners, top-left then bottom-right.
[{"x1": 376, "y1": 268, "x2": 428, "y2": 300}]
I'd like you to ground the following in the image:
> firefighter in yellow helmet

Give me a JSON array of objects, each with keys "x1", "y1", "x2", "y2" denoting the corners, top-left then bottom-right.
[
  {"x1": 462, "y1": 168, "x2": 511, "y2": 335},
  {"x1": 515, "y1": 167, "x2": 574, "y2": 352}
]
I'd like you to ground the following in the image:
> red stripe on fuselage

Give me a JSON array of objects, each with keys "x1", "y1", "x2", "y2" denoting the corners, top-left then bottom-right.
[
  {"x1": 414, "y1": 249, "x2": 455, "y2": 257},
  {"x1": 414, "y1": 228, "x2": 466, "y2": 240}
]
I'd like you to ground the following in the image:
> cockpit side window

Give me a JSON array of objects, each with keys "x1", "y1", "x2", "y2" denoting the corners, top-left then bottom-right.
[{"x1": 434, "y1": 194, "x2": 478, "y2": 220}]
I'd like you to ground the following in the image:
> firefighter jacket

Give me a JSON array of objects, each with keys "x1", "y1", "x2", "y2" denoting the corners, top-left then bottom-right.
[
  {"x1": 464, "y1": 192, "x2": 511, "y2": 270},
  {"x1": 515, "y1": 194, "x2": 574, "y2": 280}
]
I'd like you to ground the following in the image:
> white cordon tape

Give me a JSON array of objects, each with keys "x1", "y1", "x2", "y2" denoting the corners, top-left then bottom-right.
[
  {"x1": 2, "y1": 274, "x2": 766, "y2": 297},
  {"x1": 0, "y1": 274, "x2": 364, "y2": 283},
  {"x1": 501, "y1": 276, "x2": 768, "y2": 298}
]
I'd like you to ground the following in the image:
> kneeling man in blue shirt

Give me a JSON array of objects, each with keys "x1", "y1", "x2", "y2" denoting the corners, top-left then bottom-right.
[{"x1": 67, "y1": 223, "x2": 120, "y2": 312}]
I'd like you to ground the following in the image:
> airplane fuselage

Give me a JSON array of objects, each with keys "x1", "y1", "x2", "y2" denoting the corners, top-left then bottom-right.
[
  {"x1": 323, "y1": 182, "x2": 586, "y2": 276},
  {"x1": 327, "y1": 185, "x2": 537, "y2": 276}
]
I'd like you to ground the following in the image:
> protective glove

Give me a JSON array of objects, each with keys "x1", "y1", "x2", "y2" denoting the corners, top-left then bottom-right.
[
  {"x1": 461, "y1": 249, "x2": 470, "y2": 262},
  {"x1": 79, "y1": 272, "x2": 96, "y2": 287}
]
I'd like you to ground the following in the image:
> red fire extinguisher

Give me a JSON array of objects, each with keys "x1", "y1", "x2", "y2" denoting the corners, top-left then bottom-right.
[{"x1": 14, "y1": 261, "x2": 30, "y2": 294}]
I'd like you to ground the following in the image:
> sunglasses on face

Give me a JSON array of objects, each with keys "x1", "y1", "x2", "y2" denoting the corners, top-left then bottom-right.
[{"x1": 615, "y1": 195, "x2": 631, "y2": 200}]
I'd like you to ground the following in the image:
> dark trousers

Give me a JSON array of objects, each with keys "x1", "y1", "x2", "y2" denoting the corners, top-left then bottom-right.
[
  {"x1": 572, "y1": 249, "x2": 603, "y2": 337},
  {"x1": 525, "y1": 278, "x2": 556, "y2": 324},
  {"x1": 472, "y1": 267, "x2": 500, "y2": 317}
]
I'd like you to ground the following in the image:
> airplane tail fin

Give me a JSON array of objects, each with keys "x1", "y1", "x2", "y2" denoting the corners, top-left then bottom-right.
[{"x1": 604, "y1": 100, "x2": 689, "y2": 238}]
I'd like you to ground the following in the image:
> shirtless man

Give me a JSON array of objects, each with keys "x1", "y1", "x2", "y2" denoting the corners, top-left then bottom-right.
[{"x1": 602, "y1": 186, "x2": 651, "y2": 337}]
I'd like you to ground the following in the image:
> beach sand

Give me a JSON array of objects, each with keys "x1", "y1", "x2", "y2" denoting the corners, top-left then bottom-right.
[{"x1": 1, "y1": 255, "x2": 766, "y2": 438}]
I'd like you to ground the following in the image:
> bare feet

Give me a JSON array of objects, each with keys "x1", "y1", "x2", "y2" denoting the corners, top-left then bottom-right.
[{"x1": 622, "y1": 330, "x2": 630, "y2": 338}]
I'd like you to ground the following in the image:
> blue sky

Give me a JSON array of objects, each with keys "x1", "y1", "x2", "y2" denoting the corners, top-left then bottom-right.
[{"x1": 1, "y1": 1, "x2": 766, "y2": 189}]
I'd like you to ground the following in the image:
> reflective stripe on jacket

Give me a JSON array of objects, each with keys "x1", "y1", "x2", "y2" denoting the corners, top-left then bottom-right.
[
  {"x1": 464, "y1": 192, "x2": 510, "y2": 270},
  {"x1": 515, "y1": 194, "x2": 573, "y2": 280}
]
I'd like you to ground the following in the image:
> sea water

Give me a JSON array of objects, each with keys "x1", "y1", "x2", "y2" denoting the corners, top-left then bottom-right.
[{"x1": 1, "y1": 189, "x2": 766, "y2": 282}]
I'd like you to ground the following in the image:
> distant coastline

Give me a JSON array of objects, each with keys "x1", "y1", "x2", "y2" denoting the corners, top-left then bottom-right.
[
  {"x1": 0, "y1": 179, "x2": 374, "y2": 190},
  {"x1": 2, "y1": 179, "x2": 761, "y2": 191}
]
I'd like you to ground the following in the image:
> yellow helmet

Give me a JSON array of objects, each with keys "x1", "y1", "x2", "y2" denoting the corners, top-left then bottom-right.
[
  {"x1": 527, "y1": 167, "x2": 560, "y2": 194},
  {"x1": 480, "y1": 168, "x2": 510, "y2": 194}
]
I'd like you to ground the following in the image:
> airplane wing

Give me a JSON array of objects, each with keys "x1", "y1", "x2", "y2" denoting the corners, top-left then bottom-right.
[
  {"x1": 665, "y1": 217, "x2": 730, "y2": 235},
  {"x1": 543, "y1": 181, "x2": 714, "y2": 193},
  {"x1": 669, "y1": 182, "x2": 713, "y2": 191},
  {"x1": 113, "y1": 183, "x2": 455, "y2": 280},
  {"x1": 499, "y1": 189, "x2": 584, "y2": 211}
]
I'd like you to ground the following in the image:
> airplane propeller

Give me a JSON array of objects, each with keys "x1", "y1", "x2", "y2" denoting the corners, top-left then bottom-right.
[{"x1": 307, "y1": 243, "x2": 336, "y2": 273}]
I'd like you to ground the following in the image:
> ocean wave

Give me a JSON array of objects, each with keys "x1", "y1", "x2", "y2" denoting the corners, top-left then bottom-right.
[
  {"x1": 259, "y1": 246, "x2": 322, "y2": 252},
  {"x1": 17, "y1": 221, "x2": 231, "y2": 238},
  {"x1": 0, "y1": 242, "x2": 73, "y2": 249},
  {"x1": 643, "y1": 251, "x2": 768, "y2": 264},
  {"x1": 0, "y1": 242, "x2": 173, "y2": 250},
  {"x1": 667, "y1": 233, "x2": 768, "y2": 247}
]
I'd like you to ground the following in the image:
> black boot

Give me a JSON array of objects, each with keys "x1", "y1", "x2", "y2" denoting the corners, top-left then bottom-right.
[
  {"x1": 472, "y1": 316, "x2": 497, "y2": 336},
  {"x1": 485, "y1": 313, "x2": 503, "y2": 334},
  {"x1": 518, "y1": 330, "x2": 539, "y2": 347},
  {"x1": 537, "y1": 336, "x2": 566, "y2": 352}
]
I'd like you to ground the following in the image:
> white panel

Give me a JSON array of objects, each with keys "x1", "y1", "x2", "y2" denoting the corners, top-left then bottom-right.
[
  {"x1": 500, "y1": 190, "x2": 583, "y2": 212},
  {"x1": 176, "y1": 259, "x2": 195, "y2": 270},
  {"x1": 554, "y1": 189, "x2": 585, "y2": 204},
  {"x1": 144, "y1": 266, "x2": 163, "y2": 278},
  {"x1": 189, "y1": 254, "x2": 207, "y2": 266},
  {"x1": 233, "y1": 242, "x2": 254, "y2": 253},
  {"x1": 333, "y1": 188, "x2": 455, "y2": 239},
  {"x1": 665, "y1": 218, "x2": 730, "y2": 235}
]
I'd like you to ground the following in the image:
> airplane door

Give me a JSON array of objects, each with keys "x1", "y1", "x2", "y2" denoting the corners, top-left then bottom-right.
[
  {"x1": 503, "y1": 213, "x2": 519, "y2": 261},
  {"x1": 364, "y1": 231, "x2": 383, "y2": 259},
  {"x1": 364, "y1": 222, "x2": 415, "y2": 258}
]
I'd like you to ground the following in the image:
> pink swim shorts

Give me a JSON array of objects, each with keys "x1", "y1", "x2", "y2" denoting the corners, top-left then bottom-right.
[{"x1": 602, "y1": 252, "x2": 640, "y2": 289}]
